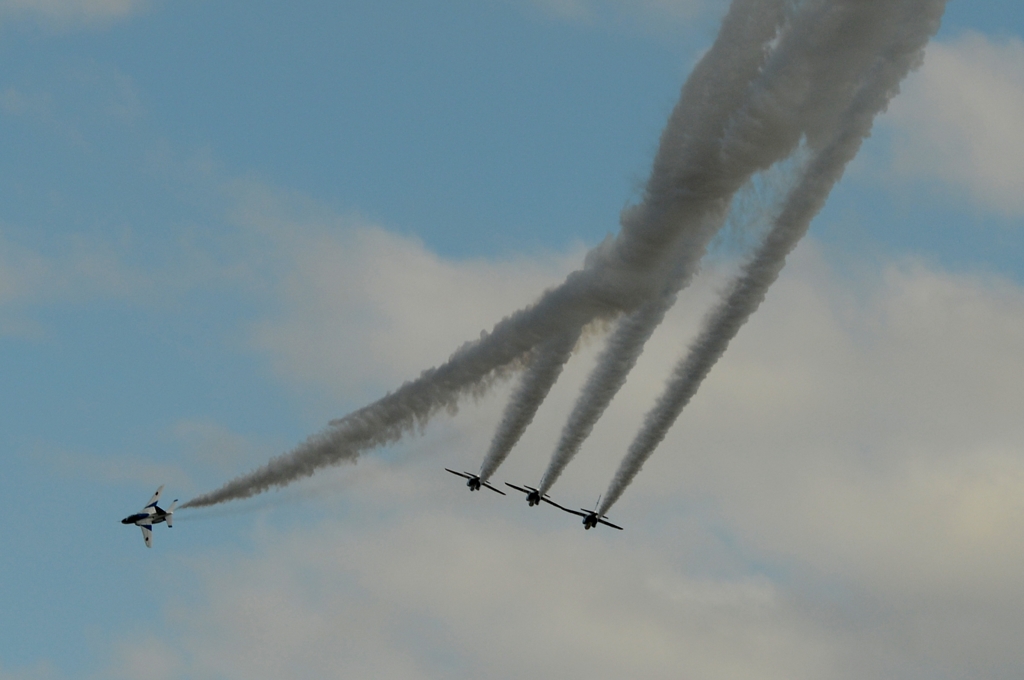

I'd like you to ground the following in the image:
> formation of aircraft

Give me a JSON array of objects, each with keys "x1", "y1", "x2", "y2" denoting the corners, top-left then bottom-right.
[
  {"x1": 446, "y1": 470, "x2": 624, "y2": 531},
  {"x1": 121, "y1": 485, "x2": 177, "y2": 548},
  {"x1": 122, "y1": 470, "x2": 619, "y2": 550}
]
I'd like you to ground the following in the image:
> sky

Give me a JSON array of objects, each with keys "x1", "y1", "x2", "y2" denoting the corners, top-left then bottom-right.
[{"x1": 1, "y1": 0, "x2": 1023, "y2": 678}]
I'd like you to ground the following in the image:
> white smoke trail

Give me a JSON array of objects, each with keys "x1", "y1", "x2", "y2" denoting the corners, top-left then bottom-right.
[
  {"x1": 492, "y1": 0, "x2": 794, "y2": 493},
  {"x1": 536, "y1": 0, "x2": 905, "y2": 496},
  {"x1": 182, "y1": 0, "x2": 816, "y2": 509},
  {"x1": 536, "y1": 204, "x2": 730, "y2": 495},
  {"x1": 599, "y1": 0, "x2": 948, "y2": 517},
  {"x1": 478, "y1": 327, "x2": 582, "y2": 482}
]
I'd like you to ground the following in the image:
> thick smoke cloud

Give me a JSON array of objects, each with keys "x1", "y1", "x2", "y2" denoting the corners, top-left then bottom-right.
[
  {"x1": 183, "y1": 0, "x2": 945, "y2": 509},
  {"x1": 599, "y1": 0, "x2": 947, "y2": 516}
]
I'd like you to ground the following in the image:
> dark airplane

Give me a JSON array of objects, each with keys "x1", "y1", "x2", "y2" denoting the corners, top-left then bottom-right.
[
  {"x1": 445, "y1": 468, "x2": 506, "y2": 495},
  {"x1": 504, "y1": 482, "x2": 567, "y2": 510},
  {"x1": 121, "y1": 485, "x2": 177, "y2": 547},
  {"x1": 560, "y1": 497, "x2": 624, "y2": 530}
]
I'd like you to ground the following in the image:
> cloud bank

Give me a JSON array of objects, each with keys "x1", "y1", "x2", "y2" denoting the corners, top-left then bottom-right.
[
  {"x1": 119, "y1": 237, "x2": 1024, "y2": 680},
  {"x1": 887, "y1": 32, "x2": 1024, "y2": 215}
]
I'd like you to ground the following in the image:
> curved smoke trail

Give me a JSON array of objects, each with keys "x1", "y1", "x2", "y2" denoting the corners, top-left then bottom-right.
[
  {"x1": 183, "y1": 0, "x2": 874, "y2": 509},
  {"x1": 536, "y1": 204, "x2": 730, "y2": 495},
  {"x1": 536, "y1": 0, "x2": 910, "y2": 496},
  {"x1": 481, "y1": 0, "x2": 797, "y2": 488},
  {"x1": 599, "y1": 0, "x2": 947, "y2": 517}
]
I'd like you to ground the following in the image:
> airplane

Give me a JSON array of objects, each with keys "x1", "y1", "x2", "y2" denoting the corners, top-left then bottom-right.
[
  {"x1": 559, "y1": 496, "x2": 624, "y2": 531},
  {"x1": 121, "y1": 485, "x2": 177, "y2": 548},
  {"x1": 504, "y1": 482, "x2": 567, "y2": 510},
  {"x1": 445, "y1": 468, "x2": 506, "y2": 495}
]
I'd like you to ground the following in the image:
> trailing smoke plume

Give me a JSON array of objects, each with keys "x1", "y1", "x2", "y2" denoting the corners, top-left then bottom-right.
[
  {"x1": 538, "y1": 0, "x2": 938, "y2": 497},
  {"x1": 182, "y1": 0, "x2": 941, "y2": 509},
  {"x1": 478, "y1": 328, "x2": 582, "y2": 482},
  {"x1": 182, "y1": 0, "x2": 793, "y2": 509},
  {"x1": 484, "y1": 0, "x2": 798, "y2": 490},
  {"x1": 537, "y1": 205, "x2": 730, "y2": 495},
  {"x1": 599, "y1": 0, "x2": 947, "y2": 517}
]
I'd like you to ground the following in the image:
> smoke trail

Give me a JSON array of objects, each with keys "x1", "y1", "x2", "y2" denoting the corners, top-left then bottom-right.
[
  {"x1": 182, "y1": 0, "x2": 810, "y2": 509},
  {"x1": 537, "y1": 204, "x2": 730, "y2": 495},
  {"x1": 493, "y1": 0, "x2": 795, "y2": 494},
  {"x1": 536, "y1": 0, "x2": 909, "y2": 495},
  {"x1": 477, "y1": 327, "x2": 582, "y2": 482},
  {"x1": 599, "y1": 0, "x2": 947, "y2": 517}
]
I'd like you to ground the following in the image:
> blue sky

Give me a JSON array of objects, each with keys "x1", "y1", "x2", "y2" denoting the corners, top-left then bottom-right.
[{"x1": 2, "y1": 1, "x2": 1024, "y2": 678}]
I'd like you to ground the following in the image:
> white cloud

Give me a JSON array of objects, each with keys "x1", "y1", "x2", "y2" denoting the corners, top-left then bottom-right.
[
  {"x1": 0, "y1": 223, "x2": 191, "y2": 311},
  {"x1": 251, "y1": 224, "x2": 577, "y2": 396},
  {"x1": 4, "y1": 166, "x2": 1020, "y2": 677},
  {"x1": 225, "y1": 180, "x2": 583, "y2": 403},
  {"x1": 108, "y1": 222, "x2": 1024, "y2": 679},
  {"x1": 885, "y1": 32, "x2": 1024, "y2": 216},
  {"x1": 0, "y1": 228, "x2": 195, "y2": 338},
  {"x1": 0, "y1": 0, "x2": 145, "y2": 28},
  {"x1": 0, "y1": 232, "x2": 127, "y2": 338},
  {"x1": 128, "y1": 460, "x2": 841, "y2": 680},
  {"x1": 653, "y1": 251, "x2": 1024, "y2": 594},
  {"x1": 40, "y1": 418, "x2": 289, "y2": 499}
]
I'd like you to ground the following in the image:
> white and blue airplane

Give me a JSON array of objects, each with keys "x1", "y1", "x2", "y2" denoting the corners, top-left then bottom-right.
[{"x1": 121, "y1": 485, "x2": 177, "y2": 548}]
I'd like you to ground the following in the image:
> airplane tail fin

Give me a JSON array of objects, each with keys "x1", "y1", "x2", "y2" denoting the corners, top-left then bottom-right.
[{"x1": 166, "y1": 500, "x2": 178, "y2": 527}]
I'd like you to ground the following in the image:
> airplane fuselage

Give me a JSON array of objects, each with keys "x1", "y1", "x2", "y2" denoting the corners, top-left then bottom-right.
[
  {"x1": 466, "y1": 477, "x2": 482, "y2": 491},
  {"x1": 121, "y1": 509, "x2": 169, "y2": 526},
  {"x1": 582, "y1": 513, "x2": 599, "y2": 529},
  {"x1": 526, "y1": 490, "x2": 542, "y2": 506}
]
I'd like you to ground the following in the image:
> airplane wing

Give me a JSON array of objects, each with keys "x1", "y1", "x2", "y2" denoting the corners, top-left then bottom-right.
[
  {"x1": 504, "y1": 482, "x2": 532, "y2": 495},
  {"x1": 480, "y1": 481, "x2": 506, "y2": 495},
  {"x1": 597, "y1": 518, "x2": 624, "y2": 530},
  {"x1": 539, "y1": 496, "x2": 567, "y2": 510},
  {"x1": 445, "y1": 468, "x2": 473, "y2": 481},
  {"x1": 144, "y1": 485, "x2": 164, "y2": 510},
  {"x1": 561, "y1": 507, "x2": 589, "y2": 518},
  {"x1": 140, "y1": 523, "x2": 153, "y2": 548}
]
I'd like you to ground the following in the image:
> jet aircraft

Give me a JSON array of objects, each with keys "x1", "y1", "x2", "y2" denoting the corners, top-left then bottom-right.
[
  {"x1": 560, "y1": 497, "x2": 624, "y2": 530},
  {"x1": 504, "y1": 482, "x2": 567, "y2": 510},
  {"x1": 445, "y1": 469, "x2": 506, "y2": 495},
  {"x1": 121, "y1": 485, "x2": 177, "y2": 547}
]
